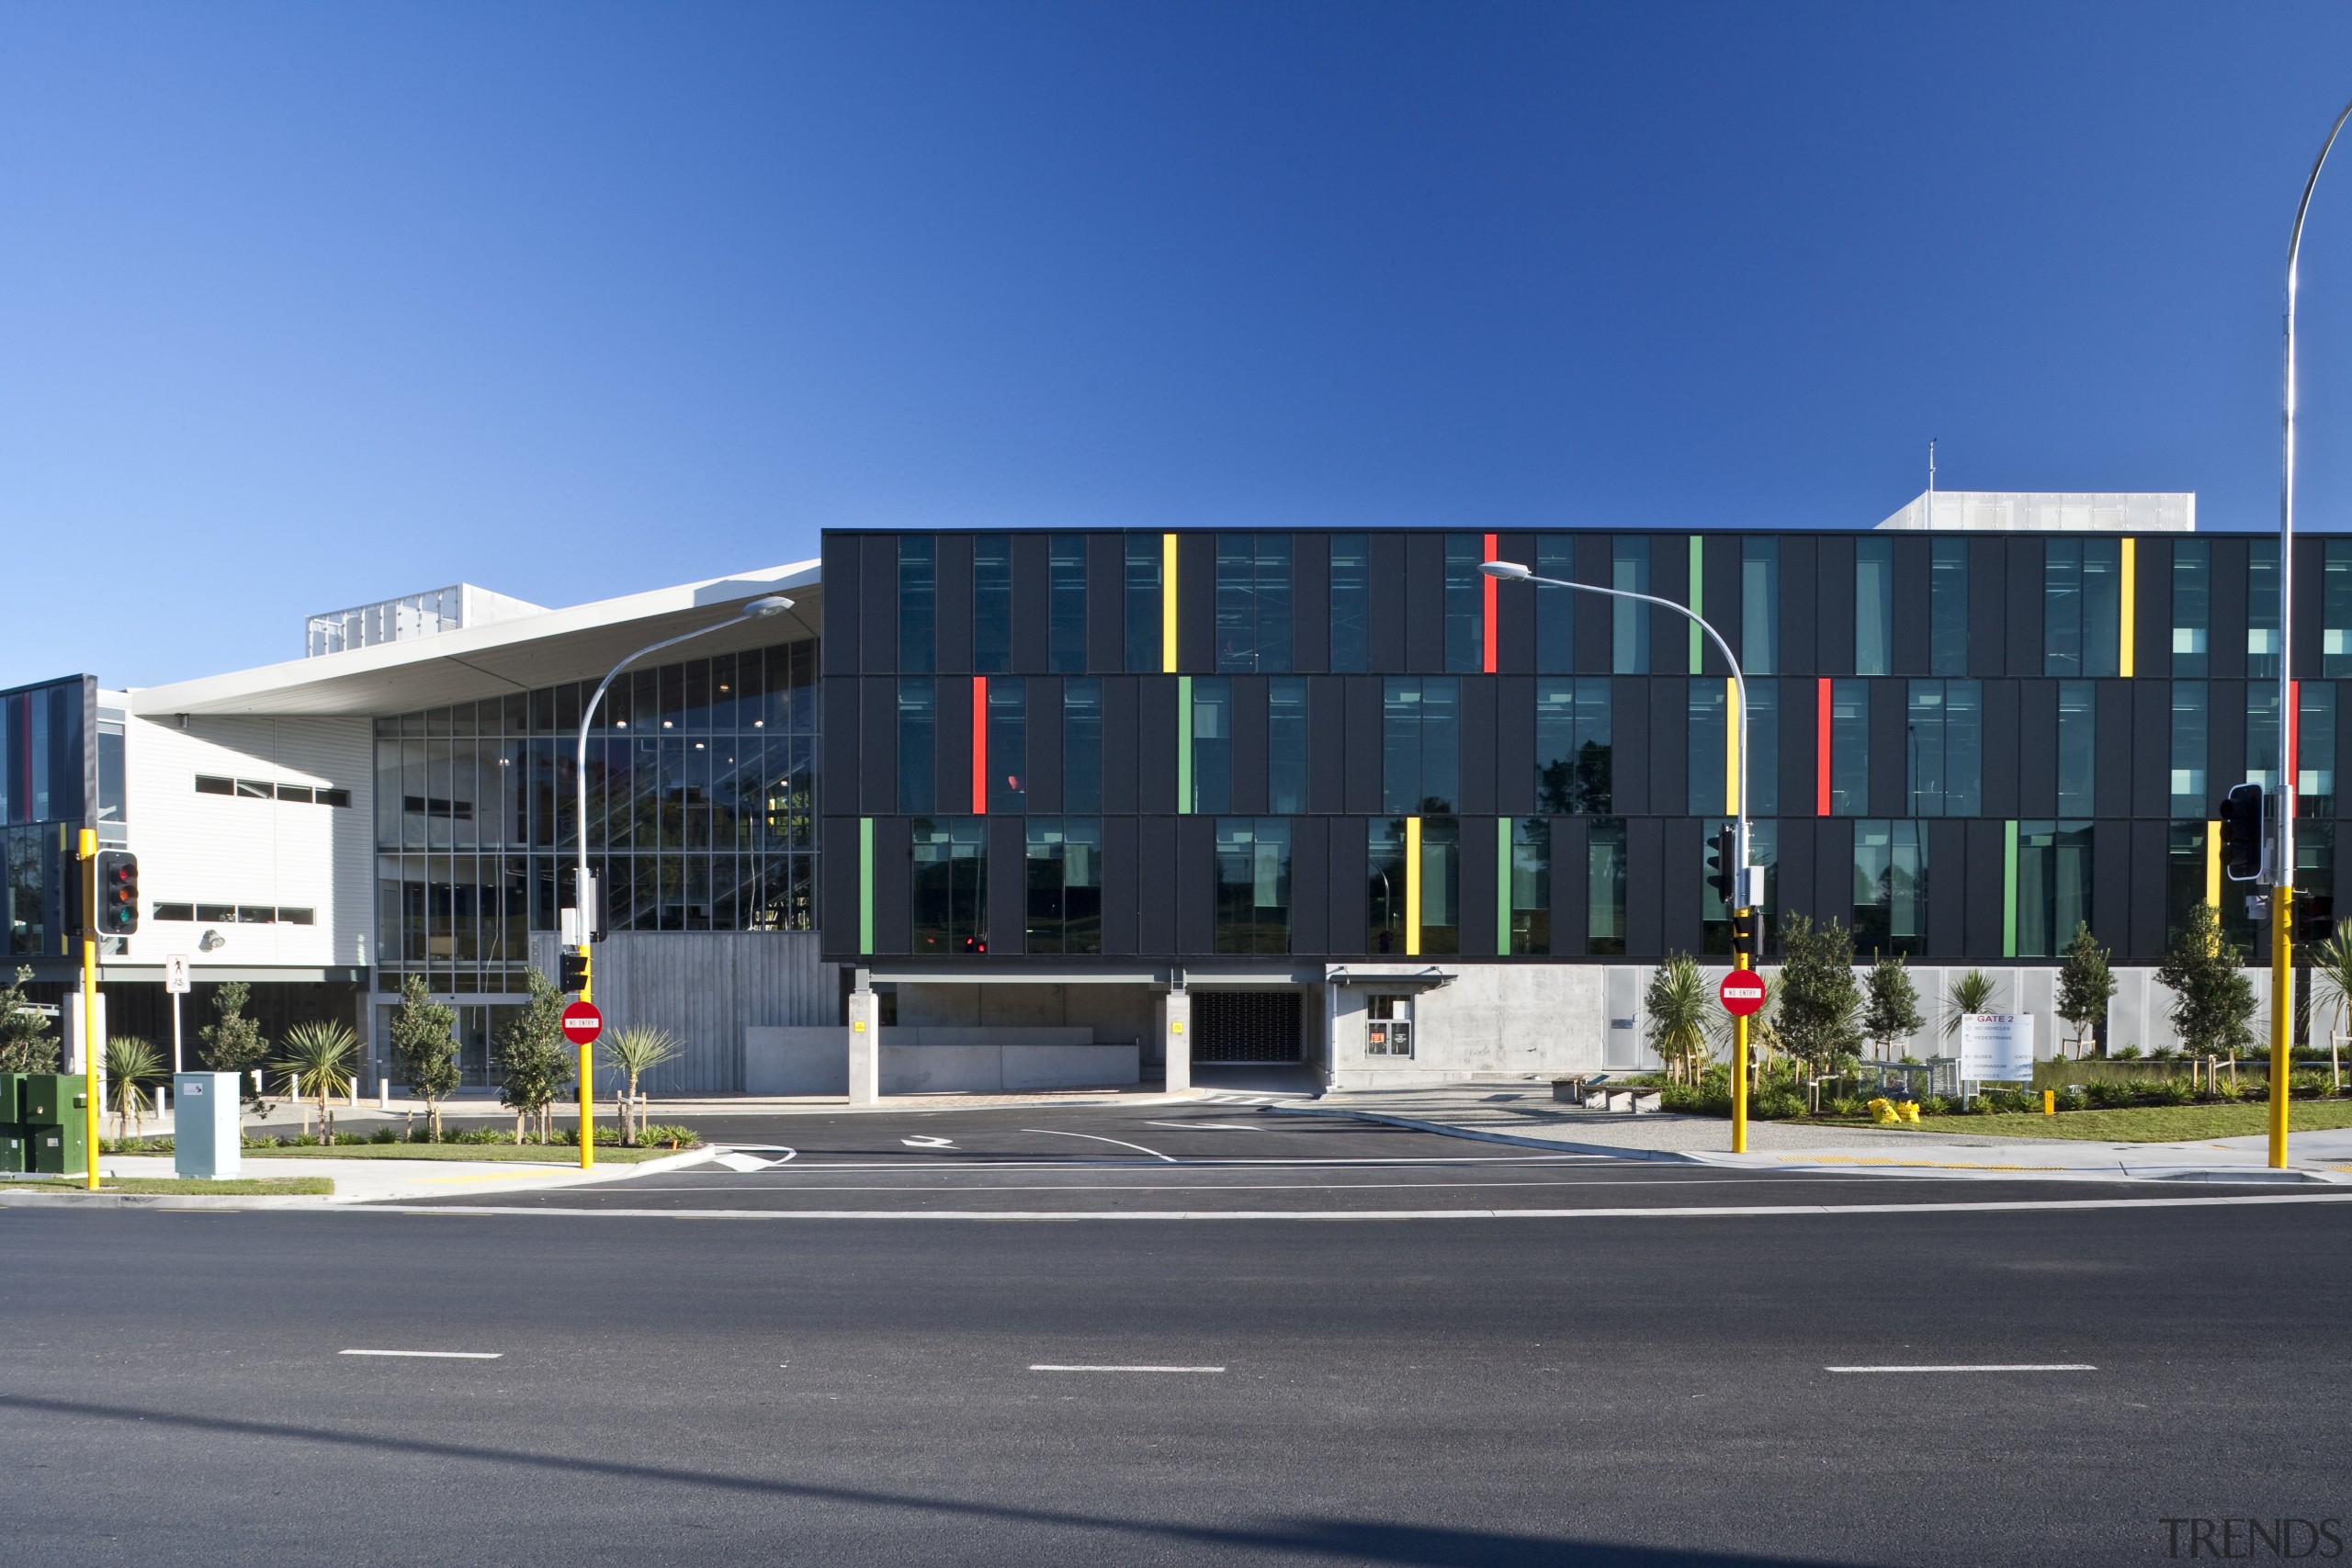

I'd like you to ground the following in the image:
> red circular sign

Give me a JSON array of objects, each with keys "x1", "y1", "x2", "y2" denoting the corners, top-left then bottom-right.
[
  {"x1": 561, "y1": 1001, "x2": 604, "y2": 1044},
  {"x1": 1718, "y1": 972, "x2": 1768, "y2": 1017}
]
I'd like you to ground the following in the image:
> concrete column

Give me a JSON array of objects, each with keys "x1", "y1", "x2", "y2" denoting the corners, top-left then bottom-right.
[
  {"x1": 1159, "y1": 989, "x2": 1192, "y2": 1094},
  {"x1": 846, "y1": 987, "x2": 882, "y2": 1106}
]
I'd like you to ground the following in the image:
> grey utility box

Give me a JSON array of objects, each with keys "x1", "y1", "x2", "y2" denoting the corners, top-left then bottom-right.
[{"x1": 174, "y1": 1073, "x2": 242, "y2": 1179}]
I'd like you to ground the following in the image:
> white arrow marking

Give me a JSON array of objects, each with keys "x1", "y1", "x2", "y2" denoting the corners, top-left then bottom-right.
[{"x1": 901, "y1": 1135, "x2": 957, "y2": 1149}]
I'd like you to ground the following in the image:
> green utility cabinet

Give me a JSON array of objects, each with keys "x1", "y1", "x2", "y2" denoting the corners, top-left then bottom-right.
[
  {"x1": 0, "y1": 1073, "x2": 20, "y2": 1123},
  {"x1": 0, "y1": 1126, "x2": 24, "y2": 1173},
  {"x1": 20, "y1": 1073, "x2": 85, "y2": 1127},
  {"x1": 28, "y1": 1120, "x2": 85, "y2": 1175}
]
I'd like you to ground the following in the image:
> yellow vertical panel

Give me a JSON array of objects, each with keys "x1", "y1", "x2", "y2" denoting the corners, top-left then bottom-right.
[
  {"x1": 2120, "y1": 537, "x2": 2137, "y2": 677},
  {"x1": 1162, "y1": 533, "x2": 1179, "y2": 672},
  {"x1": 2207, "y1": 819, "x2": 2221, "y2": 908},
  {"x1": 1405, "y1": 816, "x2": 1423, "y2": 957},
  {"x1": 1724, "y1": 677, "x2": 1740, "y2": 818}
]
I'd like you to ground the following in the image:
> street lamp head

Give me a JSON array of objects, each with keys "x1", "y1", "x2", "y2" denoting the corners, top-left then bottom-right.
[
  {"x1": 1479, "y1": 560, "x2": 1533, "y2": 581},
  {"x1": 744, "y1": 595, "x2": 795, "y2": 617}
]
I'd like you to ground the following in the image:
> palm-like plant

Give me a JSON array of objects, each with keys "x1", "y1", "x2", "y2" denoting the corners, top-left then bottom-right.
[
  {"x1": 104, "y1": 1035, "x2": 163, "y2": 1140},
  {"x1": 275, "y1": 1021, "x2": 358, "y2": 1144},
  {"x1": 600, "y1": 1026, "x2": 681, "y2": 1145},
  {"x1": 1942, "y1": 969, "x2": 2001, "y2": 1042},
  {"x1": 1643, "y1": 954, "x2": 1712, "y2": 1086},
  {"x1": 2307, "y1": 922, "x2": 2352, "y2": 1066}
]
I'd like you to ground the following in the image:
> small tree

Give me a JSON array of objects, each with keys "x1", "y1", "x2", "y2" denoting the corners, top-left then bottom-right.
[
  {"x1": 496, "y1": 970, "x2": 571, "y2": 1143},
  {"x1": 198, "y1": 980, "x2": 271, "y2": 1108},
  {"x1": 103, "y1": 1035, "x2": 163, "y2": 1140},
  {"x1": 277, "y1": 1021, "x2": 359, "y2": 1144},
  {"x1": 1860, "y1": 956, "x2": 1924, "y2": 1062},
  {"x1": 2156, "y1": 901, "x2": 2256, "y2": 1060},
  {"x1": 2055, "y1": 921, "x2": 2118, "y2": 1059},
  {"x1": 388, "y1": 975, "x2": 463, "y2": 1141},
  {"x1": 601, "y1": 1026, "x2": 681, "y2": 1145},
  {"x1": 1775, "y1": 915, "x2": 1862, "y2": 1073},
  {"x1": 1643, "y1": 954, "x2": 1712, "y2": 1086},
  {"x1": 0, "y1": 966, "x2": 59, "y2": 1073},
  {"x1": 1941, "y1": 969, "x2": 2001, "y2": 1043}
]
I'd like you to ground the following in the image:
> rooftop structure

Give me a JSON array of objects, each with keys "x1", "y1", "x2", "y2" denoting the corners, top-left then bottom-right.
[
  {"x1": 304, "y1": 583, "x2": 549, "y2": 658},
  {"x1": 1874, "y1": 491, "x2": 2195, "y2": 533}
]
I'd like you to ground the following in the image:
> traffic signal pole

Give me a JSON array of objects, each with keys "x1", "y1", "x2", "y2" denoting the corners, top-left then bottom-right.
[
  {"x1": 79, "y1": 830, "x2": 100, "y2": 1192},
  {"x1": 576, "y1": 942, "x2": 594, "y2": 1171}
]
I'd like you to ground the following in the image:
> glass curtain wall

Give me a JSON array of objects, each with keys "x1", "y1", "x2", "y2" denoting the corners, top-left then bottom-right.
[
  {"x1": 972, "y1": 535, "x2": 1012, "y2": 672},
  {"x1": 913, "y1": 818, "x2": 989, "y2": 953},
  {"x1": 1830, "y1": 680, "x2": 1869, "y2": 815},
  {"x1": 1509, "y1": 818, "x2": 1550, "y2": 955},
  {"x1": 1929, "y1": 537, "x2": 1968, "y2": 675},
  {"x1": 1852, "y1": 820, "x2": 1926, "y2": 956},
  {"x1": 1382, "y1": 678, "x2": 1460, "y2": 814},
  {"x1": 1063, "y1": 679, "x2": 1102, "y2": 813},
  {"x1": 2057, "y1": 682, "x2": 2096, "y2": 816},
  {"x1": 1443, "y1": 536, "x2": 1483, "y2": 672},
  {"x1": 1025, "y1": 818, "x2": 1101, "y2": 953},
  {"x1": 1587, "y1": 819, "x2": 1627, "y2": 955},
  {"x1": 1368, "y1": 819, "x2": 1407, "y2": 954},
  {"x1": 1048, "y1": 535, "x2": 1088, "y2": 673},
  {"x1": 1329, "y1": 534, "x2": 1370, "y2": 673},
  {"x1": 2016, "y1": 822, "x2": 2094, "y2": 957},
  {"x1": 1906, "y1": 680, "x2": 1981, "y2": 816},
  {"x1": 1536, "y1": 536, "x2": 1576, "y2": 673},
  {"x1": 2045, "y1": 539, "x2": 2120, "y2": 677},
  {"x1": 2326, "y1": 541, "x2": 2352, "y2": 678},
  {"x1": 1535, "y1": 679, "x2": 1611, "y2": 814},
  {"x1": 1611, "y1": 538, "x2": 1648, "y2": 673},
  {"x1": 1855, "y1": 538, "x2": 1893, "y2": 675},
  {"x1": 1215, "y1": 818, "x2": 1291, "y2": 953},
  {"x1": 1125, "y1": 534, "x2": 1162, "y2": 671},
  {"x1": 1742, "y1": 539, "x2": 1778, "y2": 675},
  {"x1": 1215, "y1": 534, "x2": 1293, "y2": 671},
  {"x1": 2170, "y1": 682, "x2": 2208, "y2": 816},
  {"x1": 2301, "y1": 683, "x2": 2336, "y2": 817},
  {"x1": 2250, "y1": 539, "x2": 2281, "y2": 679},
  {"x1": 373, "y1": 639, "x2": 818, "y2": 998},
  {"x1": 1268, "y1": 678, "x2": 1308, "y2": 814},
  {"x1": 2174, "y1": 540, "x2": 2211, "y2": 676}
]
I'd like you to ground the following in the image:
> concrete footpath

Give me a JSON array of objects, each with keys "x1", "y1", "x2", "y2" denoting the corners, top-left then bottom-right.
[
  {"x1": 1283, "y1": 1084, "x2": 2352, "y2": 1184},
  {"x1": 5, "y1": 1147, "x2": 716, "y2": 1206}
]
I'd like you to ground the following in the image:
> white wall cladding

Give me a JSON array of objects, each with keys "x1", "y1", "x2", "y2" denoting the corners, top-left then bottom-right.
[
  {"x1": 120, "y1": 714, "x2": 373, "y2": 971},
  {"x1": 583, "y1": 931, "x2": 835, "y2": 1095}
]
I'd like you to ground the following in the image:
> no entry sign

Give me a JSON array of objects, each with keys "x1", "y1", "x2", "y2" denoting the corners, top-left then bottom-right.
[
  {"x1": 560, "y1": 1000, "x2": 604, "y2": 1044},
  {"x1": 1718, "y1": 971, "x2": 1767, "y2": 1017}
]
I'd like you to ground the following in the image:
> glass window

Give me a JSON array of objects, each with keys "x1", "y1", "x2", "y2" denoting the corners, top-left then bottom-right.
[
  {"x1": 1368, "y1": 818, "x2": 1408, "y2": 954},
  {"x1": 1216, "y1": 534, "x2": 1293, "y2": 672},
  {"x1": 1930, "y1": 536, "x2": 1969, "y2": 676},
  {"x1": 1853, "y1": 819, "x2": 1927, "y2": 957},
  {"x1": 988, "y1": 677, "x2": 1026, "y2": 813},
  {"x1": 899, "y1": 536, "x2": 936, "y2": 672},
  {"x1": 1444, "y1": 535, "x2": 1484, "y2": 673},
  {"x1": 898, "y1": 678, "x2": 935, "y2": 813},
  {"x1": 1509, "y1": 818, "x2": 1550, "y2": 955},
  {"x1": 1536, "y1": 535, "x2": 1576, "y2": 673},
  {"x1": 2299, "y1": 820, "x2": 2335, "y2": 948},
  {"x1": 1907, "y1": 680, "x2": 1981, "y2": 817},
  {"x1": 912, "y1": 817, "x2": 988, "y2": 954},
  {"x1": 1329, "y1": 534, "x2": 1370, "y2": 673},
  {"x1": 96, "y1": 720, "x2": 125, "y2": 828},
  {"x1": 1611, "y1": 537, "x2": 1648, "y2": 673},
  {"x1": 1587, "y1": 818, "x2": 1627, "y2": 955},
  {"x1": 1382, "y1": 677, "x2": 1459, "y2": 814},
  {"x1": 2016, "y1": 821, "x2": 2093, "y2": 958},
  {"x1": 2326, "y1": 541, "x2": 2352, "y2": 679},
  {"x1": 1742, "y1": 537, "x2": 1778, "y2": 675},
  {"x1": 2057, "y1": 681, "x2": 2096, "y2": 816},
  {"x1": 1215, "y1": 818, "x2": 1291, "y2": 953},
  {"x1": 1190, "y1": 677, "x2": 1232, "y2": 814},
  {"x1": 2045, "y1": 538, "x2": 2120, "y2": 678},
  {"x1": 972, "y1": 534, "x2": 1012, "y2": 673},
  {"x1": 1419, "y1": 818, "x2": 1459, "y2": 954},
  {"x1": 2249, "y1": 539, "x2": 2281, "y2": 680},
  {"x1": 2248, "y1": 683, "x2": 2281, "y2": 790},
  {"x1": 1688, "y1": 680, "x2": 1726, "y2": 816},
  {"x1": 1063, "y1": 678, "x2": 1102, "y2": 813},
  {"x1": 1125, "y1": 533, "x2": 1162, "y2": 672},
  {"x1": 2170, "y1": 682, "x2": 2209, "y2": 816},
  {"x1": 2173, "y1": 539, "x2": 2211, "y2": 677},
  {"x1": 1855, "y1": 537, "x2": 1893, "y2": 676},
  {"x1": 1830, "y1": 679, "x2": 1869, "y2": 815},
  {"x1": 1745, "y1": 680, "x2": 1779, "y2": 818},
  {"x1": 2301, "y1": 682, "x2": 2335, "y2": 818},
  {"x1": 1026, "y1": 818, "x2": 1101, "y2": 954},
  {"x1": 1535, "y1": 678, "x2": 1611, "y2": 814},
  {"x1": 2165, "y1": 819, "x2": 2210, "y2": 951},
  {"x1": 1048, "y1": 534, "x2": 1088, "y2": 673},
  {"x1": 1268, "y1": 677, "x2": 1307, "y2": 816}
]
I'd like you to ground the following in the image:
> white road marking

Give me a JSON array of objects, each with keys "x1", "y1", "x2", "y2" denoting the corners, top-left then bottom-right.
[
  {"x1": 1019, "y1": 1129, "x2": 1177, "y2": 1163},
  {"x1": 339, "y1": 1348, "x2": 503, "y2": 1359},
  {"x1": 1826, "y1": 1364, "x2": 2096, "y2": 1373},
  {"x1": 900, "y1": 1136, "x2": 957, "y2": 1149},
  {"x1": 1143, "y1": 1122, "x2": 1268, "y2": 1131},
  {"x1": 1030, "y1": 1364, "x2": 1225, "y2": 1373}
]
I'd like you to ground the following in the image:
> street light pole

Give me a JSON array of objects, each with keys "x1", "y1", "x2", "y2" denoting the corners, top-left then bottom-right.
[
  {"x1": 1483, "y1": 561, "x2": 1757, "y2": 1151},
  {"x1": 2270, "y1": 99, "x2": 2352, "y2": 1170},
  {"x1": 569, "y1": 594, "x2": 795, "y2": 1169}
]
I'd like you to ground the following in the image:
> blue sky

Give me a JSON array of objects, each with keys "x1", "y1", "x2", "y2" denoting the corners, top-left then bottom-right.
[{"x1": 7, "y1": 1, "x2": 2352, "y2": 687}]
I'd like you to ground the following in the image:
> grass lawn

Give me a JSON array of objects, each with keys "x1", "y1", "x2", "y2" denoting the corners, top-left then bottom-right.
[
  {"x1": 1915, "y1": 1100, "x2": 2352, "y2": 1143},
  {"x1": 0, "y1": 1177, "x2": 334, "y2": 1195},
  {"x1": 243, "y1": 1142, "x2": 689, "y2": 1163}
]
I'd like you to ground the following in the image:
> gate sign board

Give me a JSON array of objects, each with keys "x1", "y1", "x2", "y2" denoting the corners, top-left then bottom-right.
[
  {"x1": 1958, "y1": 1013, "x2": 2033, "y2": 1080},
  {"x1": 1718, "y1": 971, "x2": 1768, "y2": 1017},
  {"x1": 560, "y1": 1001, "x2": 604, "y2": 1046}
]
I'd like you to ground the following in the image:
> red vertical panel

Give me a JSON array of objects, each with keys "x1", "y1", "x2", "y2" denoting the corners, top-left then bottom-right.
[
  {"x1": 971, "y1": 676, "x2": 989, "y2": 814},
  {"x1": 1481, "y1": 532, "x2": 1498, "y2": 673},
  {"x1": 1815, "y1": 677, "x2": 1832, "y2": 817}
]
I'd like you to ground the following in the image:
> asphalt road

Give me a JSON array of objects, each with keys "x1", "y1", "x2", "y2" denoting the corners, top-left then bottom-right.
[{"x1": 6, "y1": 1182, "x2": 2351, "y2": 1566}]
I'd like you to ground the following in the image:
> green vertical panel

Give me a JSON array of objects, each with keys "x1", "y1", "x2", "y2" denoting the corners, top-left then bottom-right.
[
  {"x1": 1688, "y1": 536, "x2": 1704, "y2": 674},
  {"x1": 858, "y1": 818, "x2": 874, "y2": 955},
  {"x1": 1497, "y1": 818, "x2": 1514, "y2": 956},
  {"x1": 1177, "y1": 675, "x2": 1193, "y2": 814},
  {"x1": 2001, "y1": 819, "x2": 2018, "y2": 959}
]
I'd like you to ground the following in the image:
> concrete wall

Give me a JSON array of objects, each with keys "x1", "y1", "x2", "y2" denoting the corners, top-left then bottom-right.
[
  {"x1": 889, "y1": 984, "x2": 1159, "y2": 1060},
  {"x1": 1327, "y1": 965, "x2": 1609, "y2": 1089},
  {"x1": 745, "y1": 1027, "x2": 1139, "y2": 1096},
  {"x1": 587, "y1": 931, "x2": 835, "y2": 1095}
]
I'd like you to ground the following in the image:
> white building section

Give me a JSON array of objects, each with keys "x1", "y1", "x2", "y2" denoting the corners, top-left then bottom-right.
[
  {"x1": 305, "y1": 584, "x2": 549, "y2": 659},
  {"x1": 1873, "y1": 491, "x2": 2194, "y2": 533}
]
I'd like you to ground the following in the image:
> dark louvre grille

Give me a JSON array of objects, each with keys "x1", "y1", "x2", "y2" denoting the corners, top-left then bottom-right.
[{"x1": 1193, "y1": 991, "x2": 1302, "y2": 1064}]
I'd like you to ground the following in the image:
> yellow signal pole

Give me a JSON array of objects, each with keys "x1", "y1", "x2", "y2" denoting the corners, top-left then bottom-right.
[
  {"x1": 577, "y1": 945, "x2": 594, "y2": 1171},
  {"x1": 79, "y1": 829, "x2": 101, "y2": 1192},
  {"x1": 1732, "y1": 915, "x2": 1751, "y2": 1155},
  {"x1": 2270, "y1": 891, "x2": 2290, "y2": 1169}
]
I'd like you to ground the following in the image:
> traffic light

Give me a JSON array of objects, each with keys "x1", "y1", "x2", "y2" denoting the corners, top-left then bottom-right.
[
  {"x1": 560, "y1": 948, "x2": 591, "y2": 994},
  {"x1": 2219, "y1": 783, "x2": 2266, "y2": 883},
  {"x1": 1729, "y1": 908, "x2": 1759, "y2": 962},
  {"x1": 1705, "y1": 821, "x2": 1736, "y2": 905},
  {"x1": 95, "y1": 851, "x2": 138, "y2": 936}
]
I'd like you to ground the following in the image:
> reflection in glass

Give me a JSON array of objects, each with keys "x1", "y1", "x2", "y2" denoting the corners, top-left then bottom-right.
[
  {"x1": 1930, "y1": 537, "x2": 1968, "y2": 676},
  {"x1": 1215, "y1": 534, "x2": 1293, "y2": 672},
  {"x1": 1855, "y1": 537, "x2": 1892, "y2": 676},
  {"x1": 1852, "y1": 818, "x2": 1926, "y2": 957},
  {"x1": 1444, "y1": 535, "x2": 1483, "y2": 673},
  {"x1": 1367, "y1": 819, "x2": 1407, "y2": 955},
  {"x1": 1419, "y1": 818, "x2": 1459, "y2": 954},
  {"x1": 898, "y1": 678, "x2": 935, "y2": 813},
  {"x1": 2249, "y1": 539, "x2": 2281, "y2": 680},
  {"x1": 1191, "y1": 677, "x2": 1232, "y2": 814},
  {"x1": 2016, "y1": 821, "x2": 2093, "y2": 958},
  {"x1": 973, "y1": 534, "x2": 1012, "y2": 673},
  {"x1": 2301, "y1": 683, "x2": 2335, "y2": 818},
  {"x1": 1382, "y1": 678, "x2": 1459, "y2": 813},
  {"x1": 1049, "y1": 535, "x2": 1088, "y2": 673},
  {"x1": 988, "y1": 677, "x2": 1026, "y2": 813},
  {"x1": 1611, "y1": 537, "x2": 1649, "y2": 673},
  {"x1": 1742, "y1": 538, "x2": 1778, "y2": 675},
  {"x1": 1329, "y1": 533, "x2": 1370, "y2": 673},
  {"x1": 2058, "y1": 681, "x2": 2096, "y2": 816},
  {"x1": 912, "y1": 818, "x2": 988, "y2": 954},
  {"x1": 1026, "y1": 818, "x2": 1101, "y2": 954},
  {"x1": 1215, "y1": 818, "x2": 1291, "y2": 953},
  {"x1": 1510, "y1": 818, "x2": 1551, "y2": 956},
  {"x1": 1535, "y1": 678, "x2": 1610, "y2": 814},
  {"x1": 2170, "y1": 682, "x2": 2208, "y2": 816},
  {"x1": 899, "y1": 536, "x2": 935, "y2": 672},
  {"x1": 1268, "y1": 677, "x2": 1307, "y2": 815},
  {"x1": 2173, "y1": 539, "x2": 2210, "y2": 676},
  {"x1": 1831, "y1": 679, "x2": 1869, "y2": 815},
  {"x1": 1125, "y1": 533, "x2": 1161, "y2": 672},
  {"x1": 1907, "y1": 680, "x2": 1982, "y2": 817},
  {"x1": 1063, "y1": 678, "x2": 1102, "y2": 814},
  {"x1": 1689, "y1": 680, "x2": 1726, "y2": 816},
  {"x1": 1587, "y1": 818, "x2": 1627, "y2": 956},
  {"x1": 2326, "y1": 541, "x2": 2352, "y2": 679},
  {"x1": 1536, "y1": 535, "x2": 1576, "y2": 673}
]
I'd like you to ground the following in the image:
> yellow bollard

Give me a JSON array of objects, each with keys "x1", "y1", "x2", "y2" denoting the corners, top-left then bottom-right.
[{"x1": 2042, "y1": 1089, "x2": 2055, "y2": 1115}]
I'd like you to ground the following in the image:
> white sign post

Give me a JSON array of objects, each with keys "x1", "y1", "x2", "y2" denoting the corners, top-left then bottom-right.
[
  {"x1": 1959, "y1": 1012, "x2": 2034, "y2": 1096},
  {"x1": 164, "y1": 953, "x2": 192, "y2": 1075}
]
